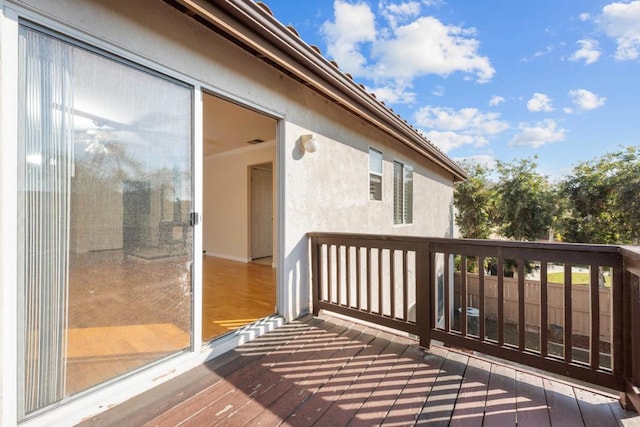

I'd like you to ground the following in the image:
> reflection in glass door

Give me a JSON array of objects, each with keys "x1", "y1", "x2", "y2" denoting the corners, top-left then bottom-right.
[{"x1": 17, "y1": 25, "x2": 193, "y2": 418}]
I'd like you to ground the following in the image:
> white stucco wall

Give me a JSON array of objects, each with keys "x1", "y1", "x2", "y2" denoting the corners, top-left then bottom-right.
[{"x1": 282, "y1": 117, "x2": 455, "y2": 319}]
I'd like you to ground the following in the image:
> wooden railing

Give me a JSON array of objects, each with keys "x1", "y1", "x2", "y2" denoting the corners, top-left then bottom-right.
[{"x1": 308, "y1": 232, "x2": 640, "y2": 410}]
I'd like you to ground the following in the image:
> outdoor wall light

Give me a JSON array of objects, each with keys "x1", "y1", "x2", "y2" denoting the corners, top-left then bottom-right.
[{"x1": 301, "y1": 134, "x2": 318, "y2": 153}]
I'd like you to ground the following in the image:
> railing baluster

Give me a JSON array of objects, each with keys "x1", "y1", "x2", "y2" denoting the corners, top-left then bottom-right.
[
  {"x1": 498, "y1": 257, "x2": 505, "y2": 346},
  {"x1": 390, "y1": 249, "x2": 396, "y2": 319},
  {"x1": 613, "y1": 266, "x2": 624, "y2": 376},
  {"x1": 518, "y1": 259, "x2": 526, "y2": 351},
  {"x1": 327, "y1": 245, "x2": 335, "y2": 303},
  {"x1": 356, "y1": 246, "x2": 362, "y2": 310},
  {"x1": 403, "y1": 250, "x2": 408, "y2": 321},
  {"x1": 461, "y1": 255, "x2": 467, "y2": 337},
  {"x1": 378, "y1": 249, "x2": 383, "y2": 315},
  {"x1": 444, "y1": 253, "x2": 450, "y2": 332},
  {"x1": 416, "y1": 245, "x2": 430, "y2": 348},
  {"x1": 337, "y1": 245, "x2": 342, "y2": 305},
  {"x1": 590, "y1": 264, "x2": 600, "y2": 369},
  {"x1": 367, "y1": 247, "x2": 372, "y2": 313},
  {"x1": 479, "y1": 256, "x2": 485, "y2": 340},
  {"x1": 311, "y1": 236, "x2": 320, "y2": 315},
  {"x1": 496, "y1": 257, "x2": 504, "y2": 347},
  {"x1": 540, "y1": 262, "x2": 548, "y2": 358},
  {"x1": 346, "y1": 246, "x2": 351, "y2": 308},
  {"x1": 564, "y1": 263, "x2": 573, "y2": 363}
]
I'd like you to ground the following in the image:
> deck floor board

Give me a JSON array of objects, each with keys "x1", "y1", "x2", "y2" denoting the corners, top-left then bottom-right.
[{"x1": 81, "y1": 315, "x2": 640, "y2": 427}]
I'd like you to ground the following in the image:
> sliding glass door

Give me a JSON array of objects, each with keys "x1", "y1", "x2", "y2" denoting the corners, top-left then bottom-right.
[{"x1": 17, "y1": 24, "x2": 193, "y2": 418}]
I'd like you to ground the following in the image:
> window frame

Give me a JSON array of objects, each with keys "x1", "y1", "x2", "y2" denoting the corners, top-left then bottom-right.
[
  {"x1": 16, "y1": 18, "x2": 202, "y2": 424},
  {"x1": 393, "y1": 160, "x2": 413, "y2": 225},
  {"x1": 368, "y1": 147, "x2": 383, "y2": 201}
]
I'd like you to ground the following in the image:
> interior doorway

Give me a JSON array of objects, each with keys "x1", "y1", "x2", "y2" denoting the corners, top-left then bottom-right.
[
  {"x1": 201, "y1": 92, "x2": 278, "y2": 342},
  {"x1": 251, "y1": 163, "x2": 273, "y2": 262}
]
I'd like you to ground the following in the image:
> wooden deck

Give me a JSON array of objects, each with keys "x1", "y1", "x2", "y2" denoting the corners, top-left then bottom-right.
[{"x1": 81, "y1": 315, "x2": 640, "y2": 427}]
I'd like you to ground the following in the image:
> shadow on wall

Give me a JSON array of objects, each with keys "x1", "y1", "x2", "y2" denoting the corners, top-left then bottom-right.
[{"x1": 283, "y1": 237, "x2": 310, "y2": 321}]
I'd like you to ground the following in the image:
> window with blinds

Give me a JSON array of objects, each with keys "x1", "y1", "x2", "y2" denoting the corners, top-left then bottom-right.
[
  {"x1": 393, "y1": 161, "x2": 413, "y2": 224},
  {"x1": 369, "y1": 148, "x2": 383, "y2": 201}
]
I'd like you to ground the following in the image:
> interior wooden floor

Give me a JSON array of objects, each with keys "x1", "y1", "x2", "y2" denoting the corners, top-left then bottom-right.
[
  {"x1": 64, "y1": 252, "x2": 275, "y2": 397},
  {"x1": 202, "y1": 256, "x2": 276, "y2": 341}
]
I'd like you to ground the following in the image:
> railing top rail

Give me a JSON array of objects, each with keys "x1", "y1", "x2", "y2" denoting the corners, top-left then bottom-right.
[
  {"x1": 307, "y1": 232, "x2": 623, "y2": 255},
  {"x1": 620, "y1": 246, "x2": 640, "y2": 261}
]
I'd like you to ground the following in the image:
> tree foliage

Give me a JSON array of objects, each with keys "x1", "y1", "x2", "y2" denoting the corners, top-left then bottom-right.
[
  {"x1": 559, "y1": 146, "x2": 639, "y2": 244},
  {"x1": 453, "y1": 147, "x2": 639, "y2": 245},
  {"x1": 453, "y1": 162, "x2": 493, "y2": 239},
  {"x1": 493, "y1": 157, "x2": 555, "y2": 241}
]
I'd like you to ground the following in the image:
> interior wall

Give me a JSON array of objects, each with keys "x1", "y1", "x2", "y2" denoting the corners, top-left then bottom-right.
[
  {"x1": 203, "y1": 142, "x2": 275, "y2": 262},
  {"x1": 70, "y1": 169, "x2": 124, "y2": 253}
]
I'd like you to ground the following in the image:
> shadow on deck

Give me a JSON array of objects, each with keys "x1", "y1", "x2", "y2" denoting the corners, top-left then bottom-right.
[{"x1": 81, "y1": 315, "x2": 640, "y2": 426}]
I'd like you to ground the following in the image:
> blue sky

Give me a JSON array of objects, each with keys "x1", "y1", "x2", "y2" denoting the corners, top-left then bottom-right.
[{"x1": 262, "y1": 0, "x2": 640, "y2": 179}]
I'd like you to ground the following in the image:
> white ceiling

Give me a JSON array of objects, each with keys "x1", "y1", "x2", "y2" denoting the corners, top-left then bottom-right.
[{"x1": 203, "y1": 93, "x2": 277, "y2": 157}]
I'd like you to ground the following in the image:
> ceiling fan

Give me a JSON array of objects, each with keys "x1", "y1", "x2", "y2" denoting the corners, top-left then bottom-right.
[{"x1": 75, "y1": 122, "x2": 119, "y2": 155}]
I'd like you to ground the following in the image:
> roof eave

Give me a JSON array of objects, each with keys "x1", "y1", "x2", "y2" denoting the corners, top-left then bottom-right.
[{"x1": 171, "y1": 0, "x2": 468, "y2": 181}]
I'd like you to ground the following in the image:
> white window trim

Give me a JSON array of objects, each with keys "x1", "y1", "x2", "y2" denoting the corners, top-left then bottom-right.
[
  {"x1": 1, "y1": 6, "x2": 20, "y2": 427},
  {"x1": 368, "y1": 147, "x2": 383, "y2": 202},
  {"x1": 393, "y1": 160, "x2": 413, "y2": 225}
]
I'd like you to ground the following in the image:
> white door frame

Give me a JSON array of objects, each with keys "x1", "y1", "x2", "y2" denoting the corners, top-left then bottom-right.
[{"x1": 250, "y1": 163, "x2": 274, "y2": 260}]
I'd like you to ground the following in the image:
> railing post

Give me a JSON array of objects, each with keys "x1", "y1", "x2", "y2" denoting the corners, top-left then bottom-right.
[
  {"x1": 310, "y1": 234, "x2": 320, "y2": 316},
  {"x1": 622, "y1": 263, "x2": 640, "y2": 412},
  {"x1": 416, "y1": 242, "x2": 431, "y2": 349}
]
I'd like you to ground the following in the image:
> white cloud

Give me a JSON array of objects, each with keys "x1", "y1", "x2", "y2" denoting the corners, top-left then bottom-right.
[
  {"x1": 380, "y1": 1, "x2": 421, "y2": 28},
  {"x1": 321, "y1": 1, "x2": 376, "y2": 75},
  {"x1": 527, "y1": 93, "x2": 554, "y2": 112},
  {"x1": 415, "y1": 105, "x2": 509, "y2": 152},
  {"x1": 568, "y1": 89, "x2": 606, "y2": 111},
  {"x1": 598, "y1": 0, "x2": 640, "y2": 60},
  {"x1": 509, "y1": 119, "x2": 567, "y2": 148},
  {"x1": 579, "y1": 12, "x2": 591, "y2": 21},
  {"x1": 415, "y1": 106, "x2": 509, "y2": 134},
  {"x1": 321, "y1": 0, "x2": 495, "y2": 94},
  {"x1": 369, "y1": 81, "x2": 417, "y2": 103},
  {"x1": 423, "y1": 130, "x2": 487, "y2": 152},
  {"x1": 373, "y1": 17, "x2": 495, "y2": 83},
  {"x1": 569, "y1": 39, "x2": 601, "y2": 64},
  {"x1": 521, "y1": 44, "x2": 555, "y2": 62},
  {"x1": 432, "y1": 85, "x2": 445, "y2": 96},
  {"x1": 453, "y1": 154, "x2": 497, "y2": 169},
  {"x1": 421, "y1": 0, "x2": 444, "y2": 6},
  {"x1": 534, "y1": 45, "x2": 554, "y2": 58},
  {"x1": 489, "y1": 95, "x2": 505, "y2": 106}
]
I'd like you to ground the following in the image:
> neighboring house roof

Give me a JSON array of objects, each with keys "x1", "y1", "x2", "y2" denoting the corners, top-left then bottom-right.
[{"x1": 166, "y1": 0, "x2": 468, "y2": 181}]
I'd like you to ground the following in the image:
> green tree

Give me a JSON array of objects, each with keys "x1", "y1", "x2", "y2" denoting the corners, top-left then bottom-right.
[
  {"x1": 560, "y1": 146, "x2": 639, "y2": 244},
  {"x1": 616, "y1": 146, "x2": 640, "y2": 244},
  {"x1": 493, "y1": 157, "x2": 554, "y2": 241},
  {"x1": 453, "y1": 162, "x2": 493, "y2": 239}
]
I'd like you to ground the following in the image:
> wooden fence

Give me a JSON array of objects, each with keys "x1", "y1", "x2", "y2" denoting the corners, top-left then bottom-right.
[{"x1": 457, "y1": 273, "x2": 612, "y2": 343}]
